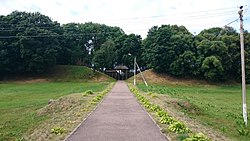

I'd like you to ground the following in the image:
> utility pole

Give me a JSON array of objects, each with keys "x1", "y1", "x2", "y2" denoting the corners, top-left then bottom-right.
[
  {"x1": 238, "y1": 6, "x2": 248, "y2": 126},
  {"x1": 129, "y1": 53, "x2": 148, "y2": 86},
  {"x1": 134, "y1": 57, "x2": 136, "y2": 86}
]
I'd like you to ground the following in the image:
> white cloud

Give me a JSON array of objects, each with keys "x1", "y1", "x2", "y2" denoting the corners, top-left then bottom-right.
[{"x1": 0, "y1": 0, "x2": 249, "y2": 38}]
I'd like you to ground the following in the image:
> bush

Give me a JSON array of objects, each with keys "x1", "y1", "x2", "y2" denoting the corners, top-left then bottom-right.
[
  {"x1": 51, "y1": 127, "x2": 65, "y2": 135},
  {"x1": 168, "y1": 121, "x2": 190, "y2": 134},
  {"x1": 157, "y1": 110, "x2": 168, "y2": 117},
  {"x1": 160, "y1": 116, "x2": 176, "y2": 125}
]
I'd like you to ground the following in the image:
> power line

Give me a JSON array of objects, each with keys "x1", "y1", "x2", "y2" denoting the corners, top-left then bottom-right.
[
  {"x1": 243, "y1": 4, "x2": 250, "y2": 15},
  {"x1": 0, "y1": 11, "x2": 237, "y2": 32},
  {"x1": 224, "y1": 18, "x2": 239, "y2": 27},
  {"x1": 0, "y1": 7, "x2": 237, "y2": 28},
  {"x1": 86, "y1": 6, "x2": 237, "y2": 22},
  {"x1": 5, "y1": 11, "x2": 237, "y2": 26},
  {"x1": 0, "y1": 17, "x2": 241, "y2": 39},
  {"x1": 0, "y1": 7, "x2": 247, "y2": 38},
  {"x1": 105, "y1": 11, "x2": 236, "y2": 25},
  {"x1": 0, "y1": 31, "x2": 132, "y2": 39},
  {"x1": 0, "y1": 17, "x2": 243, "y2": 39},
  {"x1": 0, "y1": 7, "x2": 237, "y2": 25}
]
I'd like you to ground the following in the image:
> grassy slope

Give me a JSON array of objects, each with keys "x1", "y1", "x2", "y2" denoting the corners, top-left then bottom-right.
[
  {"x1": 0, "y1": 65, "x2": 114, "y2": 141},
  {"x1": 132, "y1": 70, "x2": 250, "y2": 141},
  {"x1": 45, "y1": 65, "x2": 115, "y2": 82},
  {"x1": 127, "y1": 69, "x2": 236, "y2": 86}
]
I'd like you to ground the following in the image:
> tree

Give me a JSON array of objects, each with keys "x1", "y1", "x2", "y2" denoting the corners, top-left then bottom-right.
[
  {"x1": 220, "y1": 32, "x2": 239, "y2": 77},
  {"x1": 92, "y1": 40, "x2": 116, "y2": 70},
  {"x1": 58, "y1": 22, "x2": 124, "y2": 66},
  {"x1": 18, "y1": 28, "x2": 60, "y2": 73},
  {"x1": 142, "y1": 24, "x2": 194, "y2": 74},
  {"x1": 1, "y1": 10, "x2": 250, "y2": 83},
  {"x1": 243, "y1": 31, "x2": 250, "y2": 83},
  {"x1": 195, "y1": 27, "x2": 237, "y2": 80},
  {"x1": 201, "y1": 56, "x2": 224, "y2": 81},
  {"x1": 57, "y1": 23, "x2": 89, "y2": 65},
  {"x1": 169, "y1": 51, "x2": 197, "y2": 76},
  {"x1": 0, "y1": 11, "x2": 62, "y2": 74},
  {"x1": 115, "y1": 34, "x2": 142, "y2": 68}
]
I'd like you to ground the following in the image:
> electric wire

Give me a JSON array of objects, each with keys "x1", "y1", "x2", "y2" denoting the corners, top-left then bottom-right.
[
  {"x1": 0, "y1": 6, "x2": 237, "y2": 27},
  {"x1": 0, "y1": 6, "x2": 248, "y2": 39},
  {"x1": 0, "y1": 6, "x2": 237, "y2": 24},
  {"x1": 0, "y1": 10, "x2": 237, "y2": 32}
]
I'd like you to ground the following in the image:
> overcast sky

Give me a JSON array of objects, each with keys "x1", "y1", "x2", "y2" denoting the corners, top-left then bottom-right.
[{"x1": 1, "y1": 0, "x2": 249, "y2": 38}]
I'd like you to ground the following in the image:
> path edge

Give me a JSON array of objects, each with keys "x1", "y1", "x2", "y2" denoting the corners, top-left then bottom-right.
[
  {"x1": 63, "y1": 84, "x2": 114, "y2": 141},
  {"x1": 126, "y1": 83, "x2": 170, "y2": 141}
]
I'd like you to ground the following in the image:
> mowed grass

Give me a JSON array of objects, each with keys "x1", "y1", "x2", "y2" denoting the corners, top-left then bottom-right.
[
  {"x1": 0, "y1": 82, "x2": 109, "y2": 141},
  {"x1": 138, "y1": 84, "x2": 250, "y2": 141}
]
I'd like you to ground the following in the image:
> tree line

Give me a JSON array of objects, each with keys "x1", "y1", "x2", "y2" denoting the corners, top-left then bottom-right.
[
  {"x1": 143, "y1": 25, "x2": 250, "y2": 82},
  {"x1": 0, "y1": 11, "x2": 142, "y2": 75},
  {"x1": 0, "y1": 11, "x2": 249, "y2": 82}
]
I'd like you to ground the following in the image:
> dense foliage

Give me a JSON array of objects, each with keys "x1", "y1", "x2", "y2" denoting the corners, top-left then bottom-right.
[
  {"x1": 57, "y1": 22, "x2": 125, "y2": 66},
  {"x1": 0, "y1": 11, "x2": 61, "y2": 75},
  {"x1": 142, "y1": 25, "x2": 194, "y2": 74},
  {"x1": 1, "y1": 11, "x2": 249, "y2": 82},
  {"x1": 0, "y1": 11, "x2": 142, "y2": 79},
  {"x1": 143, "y1": 25, "x2": 250, "y2": 82}
]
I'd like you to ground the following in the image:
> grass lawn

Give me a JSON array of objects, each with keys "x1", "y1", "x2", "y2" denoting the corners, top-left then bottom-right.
[
  {"x1": 138, "y1": 84, "x2": 250, "y2": 141},
  {"x1": 0, "y1": 82, "x2": 109, "y2": 141}
]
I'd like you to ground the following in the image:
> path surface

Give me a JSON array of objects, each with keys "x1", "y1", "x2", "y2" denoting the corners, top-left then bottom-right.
[{"x1": 66, "y1": 81, "x2": 168, "y2": 141}]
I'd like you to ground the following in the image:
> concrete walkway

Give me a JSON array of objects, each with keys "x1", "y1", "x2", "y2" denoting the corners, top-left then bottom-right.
[{"x1": 65, "y1": 81, "x2": 168, "y2": 141}]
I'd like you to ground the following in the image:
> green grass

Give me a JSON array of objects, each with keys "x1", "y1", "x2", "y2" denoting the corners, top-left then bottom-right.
[
  {"x1": 46, "y1": 65, "x2": 114, "y2": 82},
  {"x1": 138, "y1": 84, "x2": 250, "y2": 141},
  {"x1": 0, "y1": 82, "x2": 109, "y2": 141}
]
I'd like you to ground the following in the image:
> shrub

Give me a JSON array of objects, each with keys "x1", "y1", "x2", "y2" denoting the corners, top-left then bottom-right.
[
  {"x1": 149, "y1": 104, "x2": 161, "y2": 112},
  {"x1": 157, "y1": 110, "x2": 168, "y2": 117},
  {"x1": 51, "y1": 127, "x2": 65, "y2": 135},
  {"x1": 168, "y1": 121, "x2": 190, "y2": 134},
  {"x1": 160, "y1": 116, "x2": 176, "y2": 125}
]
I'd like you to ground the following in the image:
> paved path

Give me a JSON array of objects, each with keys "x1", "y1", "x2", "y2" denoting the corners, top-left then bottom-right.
[{"x1": 66, "y1": 81, "x2": 168, "y2": 141}]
